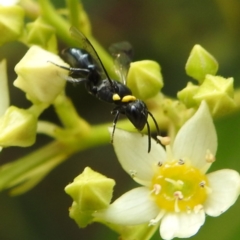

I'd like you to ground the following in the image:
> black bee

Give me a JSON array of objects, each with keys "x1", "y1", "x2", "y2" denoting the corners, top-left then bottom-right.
[{"x1": 52, "y1": 26, "x2": 160, "y2": 152}]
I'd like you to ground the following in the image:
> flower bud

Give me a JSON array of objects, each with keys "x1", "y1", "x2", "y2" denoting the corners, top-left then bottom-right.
[
  {"x1": 185, "y1": 45, "x2": 218, "y2": 83},
  {"x1": 26, "y1": 18, "x2": 57, "y2": 52},
  {"x1": 127, "y1": 60, "x2": 163, "y2": 100},
  {"x1": 194, "y1": 74, "x2": 236, "y2": 117},
  {"x1": 65, "y1": 167, "x2": 115, "y2": 211},
  {"x1": 0, "y1": 106, "x2": 37, "y2": 147},
  {"x1": 0, "y1": 5, "x2": 24, "y2": 45},
  {"x1": 14, "y1": 46, "x2": 68, "y2": 104},
  {"x1": 65, "y1": 167, "x2": 115, "y2": 227},
  {"x1": 177, "y1": 82, "x2": 199, "y2": 108}
]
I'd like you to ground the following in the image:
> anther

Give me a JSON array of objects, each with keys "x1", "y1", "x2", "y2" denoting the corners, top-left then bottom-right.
[
  {"x1": 194, "y1": 204, "x2": 203, "y2": 213},
  {"x1": 149, "y1": 210, "x2": 165, "y2": 226},
  {"x1": 199, "y1": 181, "x2": 206, "y2": 188},
  {"x1": 178, "y1": 159, "x2": 185, "y2": 165},
  {"x1": 153, "y1": 184, "x2": 161, "y2": 195},
  {"x1": 158, "y1": 161, "x2": 163, "y2": 167},
  {"x1": 157, "y1": 136, "x2": 171, "y2": 146},
  {"x1": 174, "y1": 191, "x2": 184, "y2": 200},
  {"x1": 205, "y1": 149, "x2": 215, "y2": 163},
  {"x1": 129, "y1": 170, "x2": 137, "y2": 177}
]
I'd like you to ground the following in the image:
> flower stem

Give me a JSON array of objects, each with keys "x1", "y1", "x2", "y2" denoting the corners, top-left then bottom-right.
[{"x1": 39, "y1": 0, "x2": 117, "y2": 78}]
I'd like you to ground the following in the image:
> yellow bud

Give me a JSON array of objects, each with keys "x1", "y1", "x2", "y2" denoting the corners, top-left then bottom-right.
[
  {"x1": 0, "y1": 106, "x2": 37, "y2": 147},
  {"x1": 185, "y1": 45, "x2": 218, "y2": 83},
  {"x1": 0, "y1": 5, "x2": 24, "y2": 45},
  {"x1": 14, "y1": 46, "x2": 68, "y2": 104},
  {"x1": 127, "y1": 60, "x2": 163, "y2": 100}
]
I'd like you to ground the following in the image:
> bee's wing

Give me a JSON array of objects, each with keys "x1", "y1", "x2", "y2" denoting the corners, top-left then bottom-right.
[
  {"x1": 109, "y1": 41, "x2": 133, "y2": 85},
  {"x1": 69, "y1": 26, "x2": 108, "y2": 80}
]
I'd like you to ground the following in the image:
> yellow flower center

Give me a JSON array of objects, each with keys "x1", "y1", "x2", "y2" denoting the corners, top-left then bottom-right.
[{"x1": 150, "y1": 159, "x2": 209, "y2": 212}]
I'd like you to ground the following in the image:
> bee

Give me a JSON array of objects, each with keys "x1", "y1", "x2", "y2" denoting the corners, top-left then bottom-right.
[{"x1": 51, "y1": 27, "x2": 160, "y2": 152}]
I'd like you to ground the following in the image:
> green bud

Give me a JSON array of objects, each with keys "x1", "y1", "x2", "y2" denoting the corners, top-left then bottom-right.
[
  {"x1": 0, "y1": 5, "x2": 24, "y2": 45},
  {"x1": 0, "y1": 106, "x2": 37, "y2": 147},
  {"x1": 14, "y1": 46, "x2": 68, "y2": 104},
  {"x1": 177, "y1": 82, "x2": 199, "y2": 108},
  {"x1": 127, "y1": 60, "x2": 163, "y2": 100},
  {"x1": 68, "y1": 201, "x2": 95, "y2": 228},
  {"x1": 185, "y1": 44, "x2": 218, "y2": 83},
  {"x1": 194, "y1": 74, "x2": 236, "y2": 117},
  {"x1": 26, "y1": 18, "x2": 57, "y2": 52},
  {"x1": 65, "y1": 167, "x2": 115, "y2": 228},
  {"x1": 65, "y1": 167, "x2": 115, "y2": 211}
]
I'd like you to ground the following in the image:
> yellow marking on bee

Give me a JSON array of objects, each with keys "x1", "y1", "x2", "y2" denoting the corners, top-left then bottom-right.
[
  {"x1": 113, "y1": 94, "x2": 121, "y2": 101},
  {"x1": 122, "y1": 95, "x2": 136, "y2": 102}
]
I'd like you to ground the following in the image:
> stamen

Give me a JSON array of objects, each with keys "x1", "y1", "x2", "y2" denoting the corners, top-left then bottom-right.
[
  {"x1": 174, "y1": 191, "x2": 184, "y2": 200},
  {"x1": 200, "y1": 181, "x2": 212, "y2": 194},
  {"x1": 186, "y1": 206, "x2": 191, "y2": 214},
  {"x1": 157, "y1": 136, "x2": 171, "y2": 146},
  {"x1": 174, "y1": 198, "x2": 180, "y2": 212},
  {"x1": 151, "y1": 158, "x2": 209, "y2": 213},
  {"x1": 194, "y1": 204, "x2": 203, "y2": 213},
  {"x1": 129, "y1": 170, "x2": 137, "y2": 177},
  {"x1": 158, "y1": 161, "x2": 163, "y2": 167},
  {"x1": 149, "y1": 210, "x2": 165, "y2": 226},
  {"x1": 204, "y1": 185, "x2": 212, "y2": 194},
  {"x1": 178, "y1": 159, "x2": 185, "y2": 165},
  {"x1": 152, "y1": 184, "x2": 161, "y2": 195},
  {"x1": 205, "y1": 149, "x2": 215, "y2": 163},
  {"x1": 174, "y1": 191, "x2": 183, "y2": 212},
  {"x1": 199, "y1": 181, "x2": 206, "y2": 187}
]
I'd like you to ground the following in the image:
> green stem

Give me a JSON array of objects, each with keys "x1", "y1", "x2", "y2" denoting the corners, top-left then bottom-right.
[
  {"x1": 0, "y1": 141, "x2": 68, "y2": 191},
  {"x1": 0, "y1": 107, "x2": 165, "y2": 194},
  {"x1": 39, "y1": 0, "x2": 117, "y2": 78},
  {"x1": 66, "y1": 0, "x2": 82, "y2": 28},
  {"x1": 234, "y1": 88, "x2": 240, "y2": 111}
]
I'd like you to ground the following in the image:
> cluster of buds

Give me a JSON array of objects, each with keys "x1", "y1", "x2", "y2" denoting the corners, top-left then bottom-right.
[{"x1": 178, "y1": 45, "x2": 236, "y2": 117}]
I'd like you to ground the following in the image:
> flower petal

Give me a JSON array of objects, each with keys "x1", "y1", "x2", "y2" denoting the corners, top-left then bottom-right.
[
  {"x1": 160, "y1": 211, "x2": 205, "y2": 240},
  {"x1": 204, "y1": 169, "x2": 240, "y2": 217},
  {"x1": 172, "y1": 101, "x2": 217, "y2": 172},
  {"x1": 110, "y1": 128, "x2": 166, "y2": 186},
  {"x1": 0, "y1": 59, "x2": 9, "y2": 116},
  {"x1": 94, "y1": 187, "x2": 159, "y2": 225}
]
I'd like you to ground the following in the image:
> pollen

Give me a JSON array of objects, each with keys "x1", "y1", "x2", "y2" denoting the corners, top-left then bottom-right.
[{"x1": 150, "y1": 160, "x2": 209, "y2": 212}]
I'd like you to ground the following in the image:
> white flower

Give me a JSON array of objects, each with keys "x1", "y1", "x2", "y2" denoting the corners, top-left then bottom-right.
[
  {"x1": 95, "y1": 101, "x2": 240, "y2": 240},
  {"x1": 0, "y1": 0, "x2": 19, "y2": 6},
  {"x1": 0, "y1": 59, "x2": 10, "y2": 151},
  {"x1": 0, "y1": 59, "x2": 9, "y2": 116}
]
